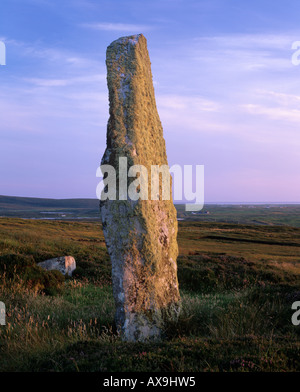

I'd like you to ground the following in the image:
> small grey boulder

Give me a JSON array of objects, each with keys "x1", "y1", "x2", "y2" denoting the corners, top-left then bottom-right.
[{"x1": 38, "y1": 256, "x2": 76, "y2": 276}]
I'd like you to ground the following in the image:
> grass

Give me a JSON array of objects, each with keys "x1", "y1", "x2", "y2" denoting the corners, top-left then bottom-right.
[
  {"x1": 176, "y1": 204, "x2": 300, "y2": 227},
  {"x1": 0, "y1": 217, "x2": 299, "y2": 372}
]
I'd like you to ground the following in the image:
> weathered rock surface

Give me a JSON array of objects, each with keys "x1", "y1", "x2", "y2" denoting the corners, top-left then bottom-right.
[
  {"x1": 100, "y1": 34, "x2": 180, "y2": 342},
  {"x1": 37, "y1": 256, "x2": 76, "y2": 276}
]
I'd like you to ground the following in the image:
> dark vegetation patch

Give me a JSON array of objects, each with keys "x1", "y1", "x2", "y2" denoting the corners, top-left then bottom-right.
[{"x1": 0, "y1": 217, "x2": 299, "y2": 371}]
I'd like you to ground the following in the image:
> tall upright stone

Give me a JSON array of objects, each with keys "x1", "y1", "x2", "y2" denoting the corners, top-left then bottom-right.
[{"x1": 100, "y1": 34, "x2": 180, "y2": 342}]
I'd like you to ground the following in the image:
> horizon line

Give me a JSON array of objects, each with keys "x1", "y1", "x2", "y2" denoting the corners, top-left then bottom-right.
[{"x1": 0, "y1": 195, "x2": 299, "y2": 205}]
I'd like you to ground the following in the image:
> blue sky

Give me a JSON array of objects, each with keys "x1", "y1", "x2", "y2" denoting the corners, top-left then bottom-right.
[{"x1": 0, "y1": 0, "x2": 299, "y2": 202}]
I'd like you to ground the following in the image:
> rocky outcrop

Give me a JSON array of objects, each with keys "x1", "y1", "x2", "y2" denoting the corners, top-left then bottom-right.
[
  {"x1": 37, "y1": 256, "x2": 76, "y2": 276},
  {"x1": 100, "y1": 34, "x2": 180, "y2": 342}
]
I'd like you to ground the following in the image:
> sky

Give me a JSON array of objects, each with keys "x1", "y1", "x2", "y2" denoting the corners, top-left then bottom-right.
[{"x1": 0, "y1": 0, "x2": 299, "y2": 203}]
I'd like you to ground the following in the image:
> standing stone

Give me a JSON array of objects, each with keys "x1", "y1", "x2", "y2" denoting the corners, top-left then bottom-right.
[{"x1": 100, "y1": 34, "x2": 180, "y2": 342}]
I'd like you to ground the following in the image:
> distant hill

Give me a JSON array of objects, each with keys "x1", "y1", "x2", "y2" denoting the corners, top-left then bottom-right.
[
  {"x1": 0, "y1": 195, "x2": 100, "y2": 219},
  {"x1": 0, "y1": 195, "x2": 99, "y2": 210}
]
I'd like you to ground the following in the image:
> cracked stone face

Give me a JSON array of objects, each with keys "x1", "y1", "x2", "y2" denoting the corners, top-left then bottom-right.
[{"x1": 100, "y1": 34, "x2": 180, "y2": 342}]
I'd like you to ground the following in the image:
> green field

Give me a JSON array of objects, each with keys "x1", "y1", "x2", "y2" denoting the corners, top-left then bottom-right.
[
  {"x1": 0, "y1": 214, "x2": 299, "y2": 372},
  {"x1": 176, "y1": 204, "x2": 300, "y2": 227},
  {"x1": 1, "y1": 195, "x2": 300, "y2": 227}
]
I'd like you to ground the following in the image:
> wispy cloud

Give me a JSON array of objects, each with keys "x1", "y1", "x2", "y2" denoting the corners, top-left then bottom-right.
[
  {"x1": 242, "y1": 103, "x2": 300, "y2": 123},
  {"x1": 239, "y1": 89, "x2": 300, "y2": 124},
  {"x1": 156, "y1": 94, "x2": 226, "y2": 136},
  {"x1": 81, "y1": 22, "x2": 152, "y2": 32},
  {"x1": 4, "y1": 38, "x2": 102, "y2": 69},
  {"x1": 158, "y1": 94, "x2": 220, "y2": 112},
  {"x1": 23, "y1": 74, "x2": 106, "y2": 88},
  {"x1": 194, "y1": 33, "x2": 296, "y2": 50},
  {"x1": 256, "y1": 90, "x2": 300, "y2": 105},
  {"x1": 187, "y1": 33, "x2": 295, "y2": 73}
]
